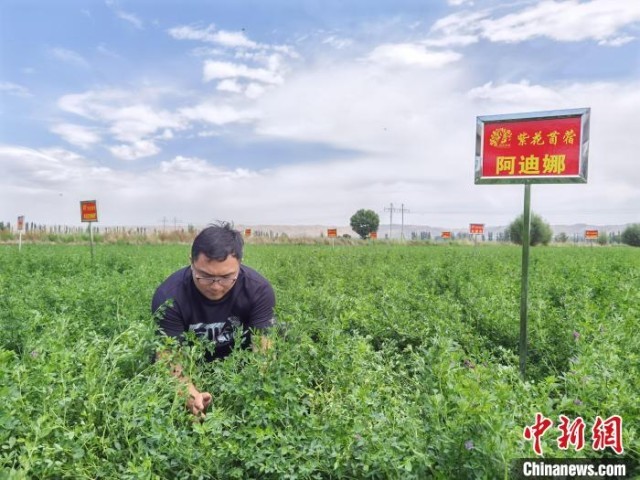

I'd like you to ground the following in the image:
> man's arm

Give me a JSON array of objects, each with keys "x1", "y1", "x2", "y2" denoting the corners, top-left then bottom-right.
[
  {"x1": 153, "y1": 294, "x2": 213, "y2": 418},
  {"x1": 155, "y1": 349, "x2": 212, "y2": 418}
]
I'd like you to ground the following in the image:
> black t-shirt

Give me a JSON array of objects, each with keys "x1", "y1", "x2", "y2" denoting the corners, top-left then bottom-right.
[{"x1": 152, "y1": 264, "x2": 275, "y2": 360}]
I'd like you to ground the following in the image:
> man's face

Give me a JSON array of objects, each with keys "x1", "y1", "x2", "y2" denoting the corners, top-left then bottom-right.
[{"x1": 190, "y1": 253, "x2": 240, "y2": 301}]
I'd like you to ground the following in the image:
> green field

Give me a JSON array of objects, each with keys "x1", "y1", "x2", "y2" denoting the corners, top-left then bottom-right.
[{"x1": 1, "y1": 244, "x2": 638, "y2": 479}]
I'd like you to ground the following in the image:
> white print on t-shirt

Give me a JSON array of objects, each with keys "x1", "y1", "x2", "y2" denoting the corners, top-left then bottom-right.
[{"x1": 189, "y1": 316, "x2": 242, "y2": 346}]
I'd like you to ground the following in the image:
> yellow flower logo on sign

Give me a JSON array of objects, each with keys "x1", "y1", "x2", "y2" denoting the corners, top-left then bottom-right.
[{"x1": 489, "y1": 127, "x2": 512, "y2": 148}]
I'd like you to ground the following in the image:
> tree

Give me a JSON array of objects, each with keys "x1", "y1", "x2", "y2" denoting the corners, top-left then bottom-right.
[
  {"x1": 555, "y1": 232, "x2": 568, "y2": 243},
  {"x1": 350, "y1": 209, "x2": 380, "y2": 239},
  {"x1": 597, "y1": 232, "x2": 608, "y2": 246},
  {"x1": 506, "y1": 212, "x2": 553, "y2": 246},
  {"x1": 621, "y1": 224, "x2": 640, "y2": 247}
]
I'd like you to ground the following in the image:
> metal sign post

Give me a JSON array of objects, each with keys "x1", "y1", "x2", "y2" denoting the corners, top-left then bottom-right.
[
  {"x1": 475, "y1": 108, "x2": 590, "y2": 379},
  {"x1": 519, "y1": 183, "x2": 532, "y2": 377},
  {"x1": 17, "y1": 215, "x2": 25, "y2": 252},
  {"x1": 80, "y1": 200, "x2": 98, "y2": 261},
  {"x1": 89, "y1": 222, "x2": 95, "y2": 261}
]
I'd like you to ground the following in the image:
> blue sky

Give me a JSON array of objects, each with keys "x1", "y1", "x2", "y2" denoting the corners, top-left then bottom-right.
[{"x1": 1, "y1": 0, "x2": 639, "y2": 229}]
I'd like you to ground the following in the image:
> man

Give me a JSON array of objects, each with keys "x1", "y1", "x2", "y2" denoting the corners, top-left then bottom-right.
[{"x1": 152, "y1": 222, "x2": 275, "y2": 418}]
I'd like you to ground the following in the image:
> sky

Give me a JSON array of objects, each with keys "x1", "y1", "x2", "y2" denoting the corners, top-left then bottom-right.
[{"x1": 1, "y1": 0, "x2": 639, "y2": 229}]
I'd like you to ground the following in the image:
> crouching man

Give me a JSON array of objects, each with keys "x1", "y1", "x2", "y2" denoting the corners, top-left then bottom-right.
[{"x1": 152, "y1": 222, "x2": 275, "y2": 418}]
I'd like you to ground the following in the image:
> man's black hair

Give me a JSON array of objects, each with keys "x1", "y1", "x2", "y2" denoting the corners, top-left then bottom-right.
[{"x1": 191, "y1": 222, "x2": 244, "y2": 262}]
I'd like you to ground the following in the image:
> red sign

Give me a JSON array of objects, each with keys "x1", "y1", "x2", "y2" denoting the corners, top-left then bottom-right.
[
  {"x1": 244, "y1": 228, "x2": 252, "y2": 237},
  {"x1": 476, "y1": 109, "x2": 589, "y2": 184},
  {"x1": 327, "y1": 228, "x2": 337, "y2": 238},
  {"x1": 17, "y1": 215, "x2": 25, "y2": 231},
  {"x1": 469, "y1": 224, "x2": 484, "y2": 235},
  {"x1": 441, "y1": 231, "x2": 451, "y2": 239},
  {"x1": 370, "y1": 231, "x2": 377, "y2": 239},
  {"x1": 80, "y1": 200, "x2": 98, "y2": 222},
  {"x1": 585, "y1": 229, "x2": 598, "y2": 240}
]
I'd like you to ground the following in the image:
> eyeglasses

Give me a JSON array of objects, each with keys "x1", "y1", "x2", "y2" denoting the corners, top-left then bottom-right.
[{"x1": 191, "y1": 267, "x2": 238, "y2": 287}]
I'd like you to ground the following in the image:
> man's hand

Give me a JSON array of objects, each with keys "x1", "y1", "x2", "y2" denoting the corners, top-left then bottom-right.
[{"x1": 187, "y1": 388, "x2": 212, "y2": 418}]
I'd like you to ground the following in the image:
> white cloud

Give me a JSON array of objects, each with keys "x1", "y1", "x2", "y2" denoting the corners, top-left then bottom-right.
[
  {"x1": 50, "y1": 47, "x2": 89, "y2": 68},
  {"x1": 598, "y1": 35, "x2": 634, "y2": 47},
  {"x1": 467, "y1": 80, "x2": 564, "y2": 105},
  {"x1": 169, "y1": 23, "x2": 297, "y2": 100},
  {"x1": 247, "y1": 54, "x2": 640, "y2": 226},
  {"x1": 97, "y1": 43, "x2": 121, "y2": 58},
  {"x1": 56, "y1": 88, "x2": 187, "y2": 158},
  {"x1": 0, "y1": 82, "x2": 32, "y2": 97},
  {"x1": 217, "y1": 79, "x2": 243, "y2": 93},
  {"x1": 106, "y1": 104, "x2": 183, "y2": 143},
  {"x1": 50, "y1": 123, "x2": 101, "y2": 148},
  {"x1": 105, "y1": 0, "x2": 143, "y2": 29},
  {"x1": 109, "y1": 140, "x2": 160, "y2": 160},
  {"x1": 483, "y1": 0, "x2": 640, "y2": 44},
  {"x1": 0, "y1": 145, "x2": 265, "y2": 225},
  {"x1": 215, "y1": 79, "x2": 268, "y2": 99},
  {"x1": 115, "y1": 10, "x2": 143, "y2": 29},
  {"x1": 168, "y1": 25, "x2": 258, "y2": 49},
  {"x1": 58, "y1": 89, "x2": 128, "y2": 118},
  {"x1": 254, "y1": 58, "x2": 469, "y2": 156},
  {"x1": 0, "y1": 146, "x2": 108, "y2": 188},
  {"x1": 179, "y1": 102, "x2": 258, "y2": 125},
  {"x1": 367, "y1": 43, "x2": 462, "y2": 68},
  {"x1": 423, "y1": 34, "x2": 478, "y2": 48},
  {"x1": 213, "y1": 30, "x2": 258, "y2": 49},
  {"x1": 55, "y1": 87, "x2": 265, "y2": 158},
  {"x1": 430, "y1": 0, "x2": 640, "y2": 46},
  {"x1": 197, "y1": 130, "x2": 222, "y2": 138},
  {"x1": 244, "y1": 83, "x2": 266, "y2": 99},
  {"x1": 159, "y1": 155, "x2": 256, "y2": 180},
  {"x1": 203, "y1": 60, "x2": 284, "y2": 84},
  {"x1": 430, "y1": 10, "x2": 485, "y2": 42},
  {"x1": 322, "y1": 36, "x2": 354, "y2": 50},
  {"x1": 272, "y1": 45, "x2": 300, "y2": 58}
]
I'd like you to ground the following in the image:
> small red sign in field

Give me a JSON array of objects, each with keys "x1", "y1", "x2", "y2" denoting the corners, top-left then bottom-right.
[
  {"x1": 469, "y1": 224, "x2": 484, "y2": 235},
  {"x1": 80, "y1": 200, "x2": 98, "y2": 222}
]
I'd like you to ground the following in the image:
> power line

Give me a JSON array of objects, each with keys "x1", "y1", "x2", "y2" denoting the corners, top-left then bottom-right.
[{"x1": 384, "y1": 203, "x2": 410, "y2": 239}]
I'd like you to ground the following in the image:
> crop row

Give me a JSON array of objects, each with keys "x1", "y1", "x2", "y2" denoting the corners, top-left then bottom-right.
[{"x1": 1, "y1": 244, "x2": 638, "y2": 478}]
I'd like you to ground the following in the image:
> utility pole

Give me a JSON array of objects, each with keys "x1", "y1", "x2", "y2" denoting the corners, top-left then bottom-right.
[
  {"x1": 384, "y1": 203, "x2": 408, "y2": 240},
  {"x1": 384, "y1": 203, "x2": 409, "y2": 240},
  {"x1": 384, "y1": 203, "x2": 394, "y2": 239},
  {"x1": 400, "y1": 203, "x2": 410, "y2": 240}
]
